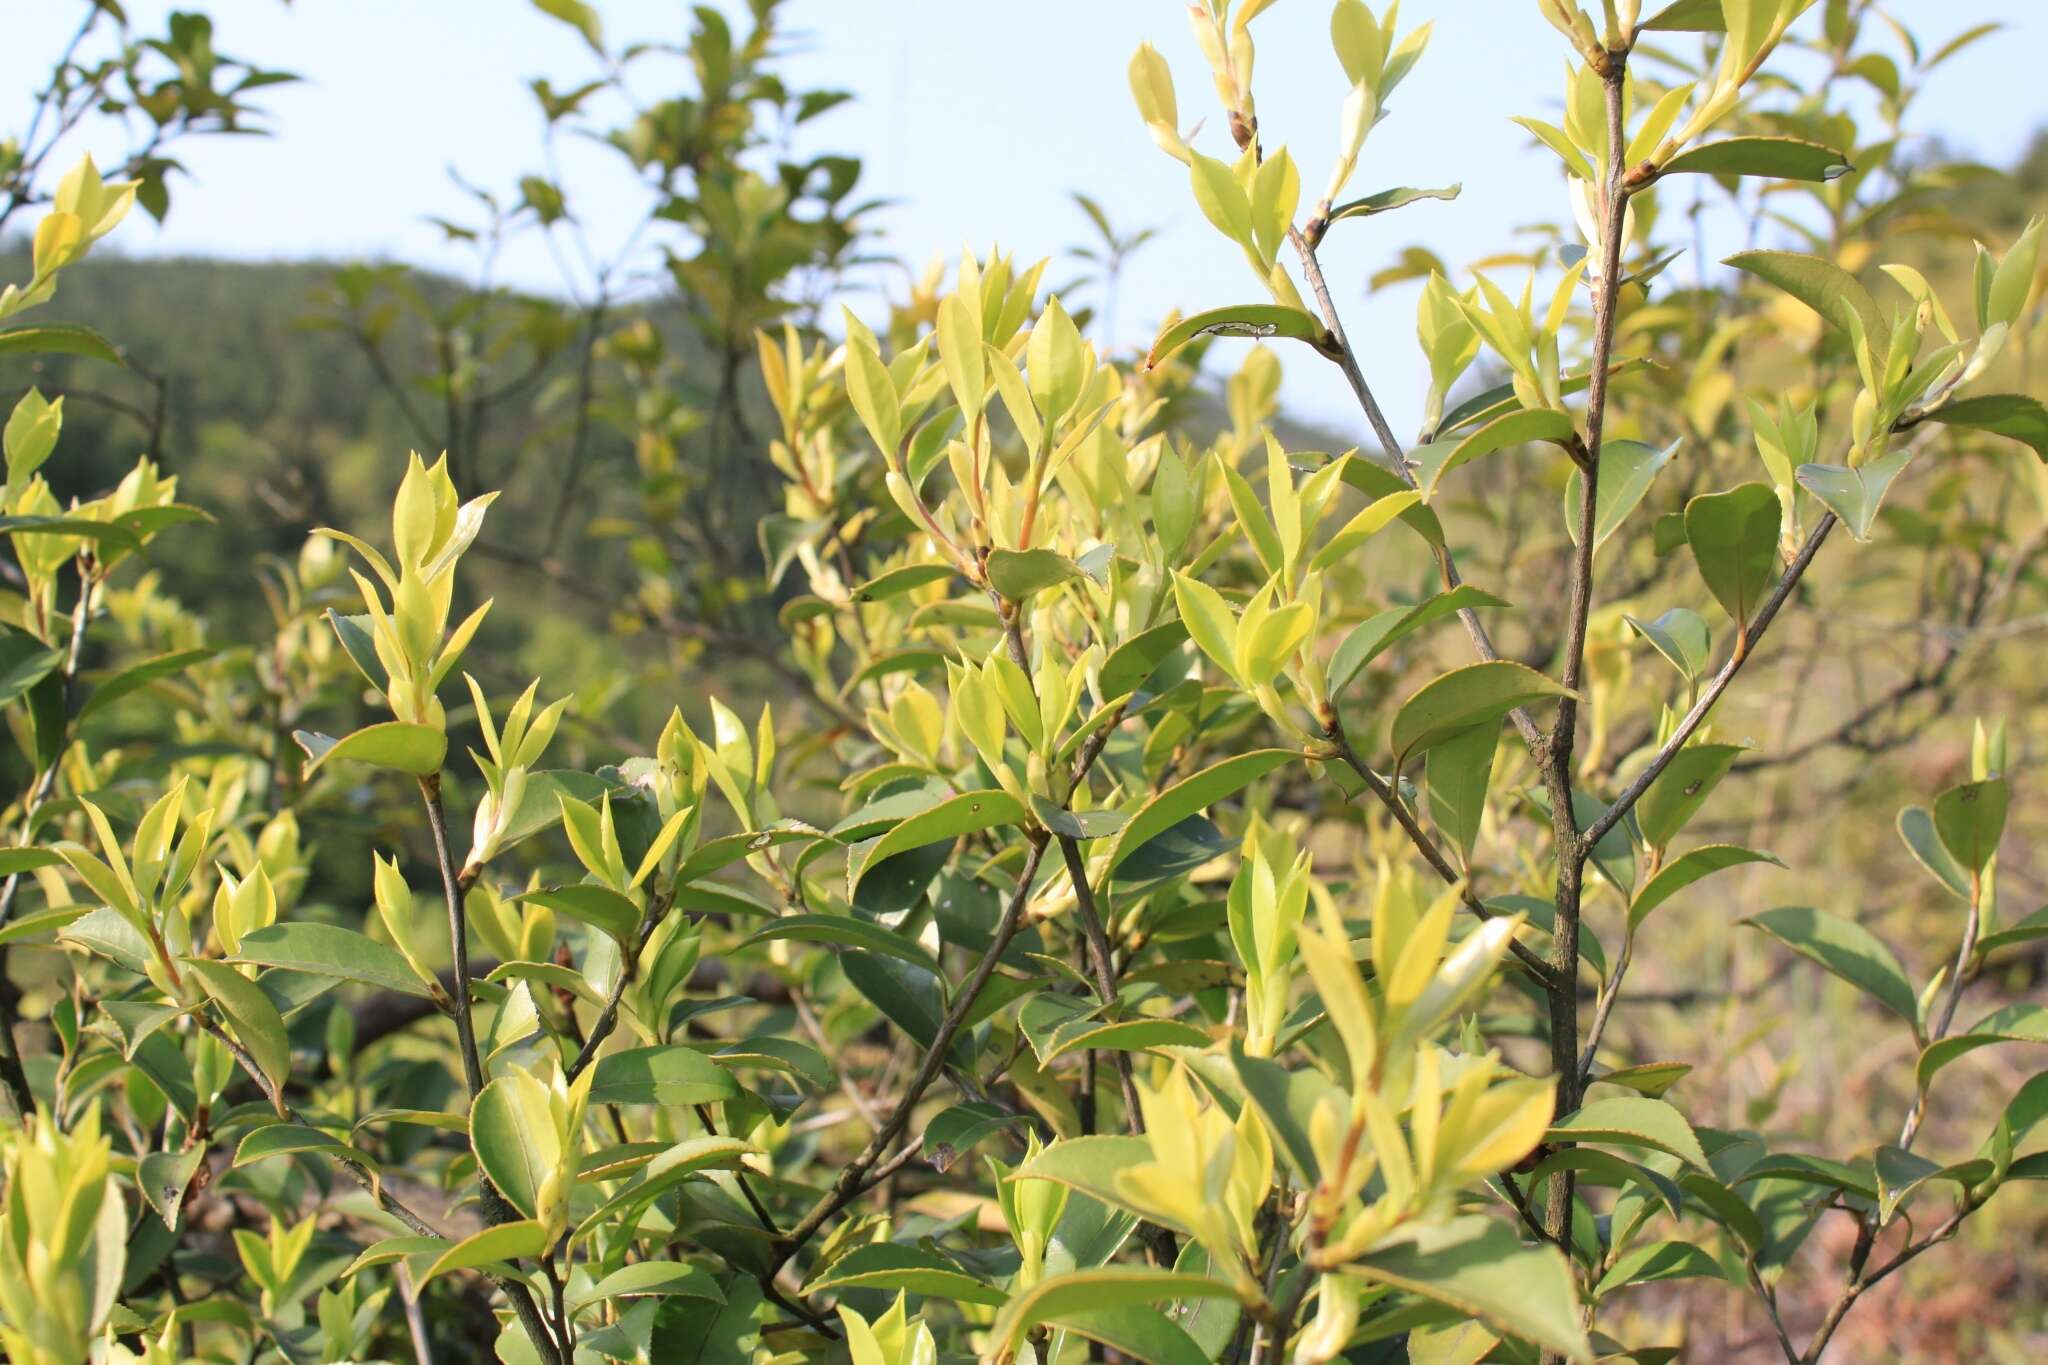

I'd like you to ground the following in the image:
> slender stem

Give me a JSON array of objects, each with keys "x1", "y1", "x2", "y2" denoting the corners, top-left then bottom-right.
[
  {"x1": 1537, "y1": 58, "x2": 1632, "y2": 1328},
  {"x1": 1287, "y1": 227, "x2": 1544, "y2": 750},
  {"x1": 1581, "y1": 514, "x2": 1838, "y2": 847},
  {"x1": 1057, "y1": 834, "x2": 1144, "y2": 1132},
  {"x1": 1319, "y1": 714, "x2": 1559, "y2": 986},
  {"x1": 564, "y1": 892, "x2": 668, "y2": 1083},
  {"x1": 1576, "y1": 927, "x2": 1635, "y2": 1082},
  {"x1": 415, "y1": 775, "x2": 566, "y2": 1364},
  {"x1": 419, "y1": 776, "x2": 486, "y2": 1096},
  {"x1": 766, "y1": 837, "x2": 1048, "y2": 1279},
  {"x1": 396, "y1": 1262, "x2": 435, "y2": 1365}
]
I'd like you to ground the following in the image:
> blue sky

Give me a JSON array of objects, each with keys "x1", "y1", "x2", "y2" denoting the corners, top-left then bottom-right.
[{"x1": 4, "y1": 1, "x2": 2040, "y2": 433}]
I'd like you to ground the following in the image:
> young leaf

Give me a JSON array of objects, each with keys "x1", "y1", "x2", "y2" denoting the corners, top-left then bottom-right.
[{"x1": 1796, "y1": 449, "x2": 1915, "y2": 541}]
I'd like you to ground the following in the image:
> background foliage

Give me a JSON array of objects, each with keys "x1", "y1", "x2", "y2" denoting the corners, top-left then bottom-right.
[{"x1": 0, "y1": 1, "x2": 2045, "y2": 1362}]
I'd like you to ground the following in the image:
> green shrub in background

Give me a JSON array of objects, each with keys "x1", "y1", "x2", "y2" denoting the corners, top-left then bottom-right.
[{"x1": 0, "y1": 1, "x2": 2046, "y2": 1363}]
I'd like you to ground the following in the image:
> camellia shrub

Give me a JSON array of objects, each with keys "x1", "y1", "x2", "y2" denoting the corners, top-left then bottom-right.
[{"x1": 1, "y1": 1, "x2": 2046, "y2": 1363}]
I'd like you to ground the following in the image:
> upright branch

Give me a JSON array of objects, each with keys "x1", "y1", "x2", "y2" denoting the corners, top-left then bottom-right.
[{"x1": 1537, "y1": 40, "x2": 1631, "y2": 1282}]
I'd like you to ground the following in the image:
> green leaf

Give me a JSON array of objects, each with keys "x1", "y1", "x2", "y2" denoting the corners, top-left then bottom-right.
[
  {"x1": 1660, "y1": 137, "x2": 1851, "y2": 182},
  {"x1": 294, "y1": 722, "x2": 447, "y2": 777},
  {"x1": 1100, "y1": 622, "x2": 1189, "y2": 698},
  {"x1": 854, "y1": 563, "x2": 954, "y2": 602},
  {"x1": 0, "y1": 846, "x2": 61, "y2": 876},
  {"x1": 570, "y1": 1261, "x2": 725, "y2": 1311},
  {"x1": 1425, "y1": 722, "x2": 1496, "y2": 863},
  {"x1": 1145, "y1": 304, "x2": 1336, "y2": 370},
  {"x1": 1326, "y1": 183, "x2": 1462, "y2": 223},
  {"x1": 1352, "y1": 1216, "x2": 1591, "y2": 1362},
  {"x1": 1015, "y1": 1135, "x2": 1160, "y2": 1223},
  {"x1": 741, "y1": 913, "x2": 939, "y2": 972},
  {"x1": 1980, "y1": 905, "x2": 2048, "y2": 956},
  {"x1": 1872, "y1": 1145, "x2": 1945, "y2": 1224},
  {"x1": 1412, "y1": 407, "x2": 1578, "y2": 501},
  {"x1": 1629, "y1": 845, "x2": 1782, "y2": 930},
  {"x1": 1933, "y1": 777, "x2": 2007, "y2": 877},
  {"x1": 1796, "y1": 449, "x2": 1915, "y2": 541},
  {"x1": 1625, "y1": 609, "x2": 1712, "y2": 684},
  {"x1": 0, "y1": 323, "x2": 125, "y2": 365},
  {"x1": 1105, "y1": 750, "x2": 1298, "y2": 874},
  {"x1": 232, "y1": 922, "x2": 431, "y2": 997},
  {"x1": 138, "y1": 1146, "x2": 205, "y2": 1228},
  {"x1": 986, "y1": 548, "x2": 1082, "y2": 602},
  {"x1": 853, "y1": 789, "x2": 1024, "y2": 889},
  {"x1": 1742, "y1": 906, "x2": 1919, "y2": 1024},
  {"x1": 326, "y1": 611, "x2": 388, "y2": 692},
  {"x1": 1641, "y1": 0, "x2": 1723, "y2": 29},
  {"x1": 1052, "y1": 1307, "x2": 1211, "y2": 1365},
  {"x1": 570, "y1": 1136, "x2": 753, "y2": 1242},
  {"x1": 0, "y1": 516, "x2": 141, "y2": 553},
  {"x1": 76, "y1": 648, "x2": 216, "y2": 721},
  {"x1": 1549, "y1": 1096, "x2": 1709, "y2": 1170},
  {"x1": 1898, "y1": 805, "x2": 1972, "y2": 900},
  {"x1": 234, "y1": 1123, "x2": 369, "y2": 1170},
  {"x1": 518, "y1": 884, "x2": 642, "y2": 944},
  {"x1": 185, "y1": 958, "x2": 292, "y2": 1095},
  {"x1": 1594, "y1": 1240, "x2": 1726, "y2": 1296},
  {"x1": 1040, "y1": 1016, "x2": 1212, "y2": 1064},
  {"x1": 1391, "y1": 662, "x2": 1573, "y2": 769},
  {"x1": 1726, "y1": 250, "x2": 1887, "y2": 349},
  {"x1": 471, "y1": 1074, "x2": 557, "y2": 1221},
  {"x1": 1684, "y1": 483, "x2": 1781, "y2": 634},
  {"x1": 1336, "y1": 456, "x2": 1447, "y2": 548},
  {"x1": 923, "y1": 1102, "x2": 1024, "y2": 1171},
  {"x1": 1636, "y1": 743, "x2": 1744, "y2": 847},
  {"x1": 1329, "y1": 588, "x2": 1510, "y2": 696},
  {"x1": 590, "y1": 1045, "x2": 741, "y2": 1107},
  {"x1": 1231, "y1": 1043, "x2": 1337, "y2": 1183},
  {"x1": 802, "y1": 1243, "x2": 1005, "y2": 1306},
  {"x1": 0, "y1": 632, "x2": 63, "y2": 708},
  {"x1": 1923, "y1": 394, "x2": 2048, "y2": 461},
  {"x1": 339, "y1": 1236, "x2": 449, "y2": 1282},
  {"x1": 1564, "y1": 439, "x2": 1682, "y2": 551},
  {"x1": 420, "y1": 1220, "x2": 547, "y2": 1286},
  {"x1": 988, "y1": 1268, "x2": 1240, "y2": 1359},
  {"x1": 1917, "y1": 1004, "x2": 2048, "y2": 1091}
]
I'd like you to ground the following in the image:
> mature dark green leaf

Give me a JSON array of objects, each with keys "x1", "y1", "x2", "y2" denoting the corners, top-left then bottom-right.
[
  {"x1": 1797, "y1": 450, "x2": 1914, "y2": 541},
  {"x1": 1145, "y1": 304, "x2": 1337, "y2": 370},
  {"x1": 1391, "y1": 662, "x2": 1572, "y2": 768},
  {"x1": 294, "y1": 722, "x2": 447, "y2": 777},
  {"x1": 233, "y1": 922, "x2": 431, "y2": 997},
  {"x1": 1565, "y1": 438, "x2": 1681, "y2": 550},
  {"x1": 1330, "y1": 587, "x2": 1510, "y2": 695},
  {"x1": 1624, "y1": 609, "x2": 1711, "y2": 684},
  {"x1": 1660, "y1": 137, "x2": 1851, "y2": 182},
  {"x1": 590, "y1": 1046, "x2": 741, "y2": 1107},
  {"x1": 0, "y1": 323, "x2": 125, "y2": 364},
  {"x1": 1412, "y1": 407, "x2": 1577, "y2": 501},
  {"x1": 1636, "y1": 743, "x2": 1744, "y2": 847},
  {"x1": 1684, "y1": 483, "x2": 1780, "y2": 633},
  {"x1": 802, "y1": 1243, "x2": 1005, "y2": 1306},
  {"x1": 1352, "y1": 1216, "x2": 1592, "y2": 1361},
  {"x1": 1726, "y1": 251, "x2": 1887, "y2": 348},
  {"x1": 1106, "y1": 750, "x2": 1297, "y2": 874},
  {"x1": 1327, "y1": 183, "x2": 1462, "y2": 223},
  {"x1": 1742, "y1": 906, "x2": 1919, "y2": 1024},
  {"x1": 1923, "y1": 394, "x2": 2048, "y2": 462},
  {"x1": 1550, "y1": 1096, "x2": 1709, "y2": 1170},
  {"x1": 1629, "y1": 845, "x2": 1782, "y2": 930},
  {"x1": 986, "y1": 548, "x2": 1083, "y2": 601}
]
